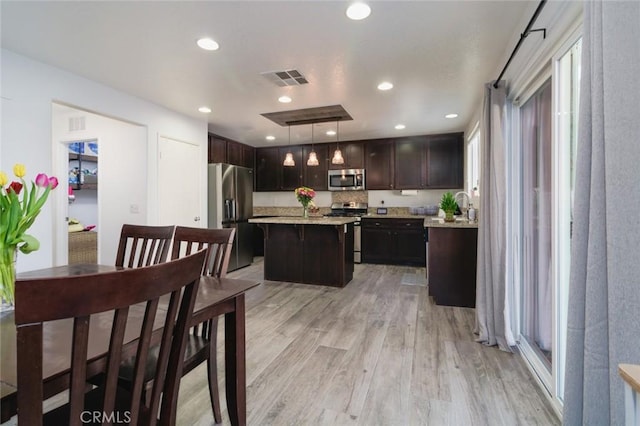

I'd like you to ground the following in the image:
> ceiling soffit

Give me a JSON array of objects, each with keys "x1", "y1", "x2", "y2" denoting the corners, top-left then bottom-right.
[{"x1": 261, "y1": 105, "x2": 353, "y2": 127}]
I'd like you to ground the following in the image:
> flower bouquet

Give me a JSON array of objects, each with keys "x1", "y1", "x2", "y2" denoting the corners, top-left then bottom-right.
[
  {"x1": 294, "y1": 186, "x2": 316, "y2": 218},
  {"x1": 0, "y1": 164, "x2": 58, "y2": 306}
]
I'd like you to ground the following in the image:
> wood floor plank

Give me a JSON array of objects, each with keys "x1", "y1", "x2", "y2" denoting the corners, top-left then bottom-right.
[
  {"x1": 259, "y1": 345, "x2": 346, "y2": 425},
  {"x1": 358, "y1": 286, "x2": 419, "y2": 425},
  {"x1": 174, "y1": 258, "x2": 560, "y2": 426}
]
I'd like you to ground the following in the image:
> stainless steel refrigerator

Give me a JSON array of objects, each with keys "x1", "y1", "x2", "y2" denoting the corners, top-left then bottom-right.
[{"x1": 208, "y1": 163, "x2": 254, "y2": 272}]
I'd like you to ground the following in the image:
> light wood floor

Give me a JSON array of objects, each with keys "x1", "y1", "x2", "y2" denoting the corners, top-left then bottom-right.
[{"x1": 176, "y1": 259, "x2": 559, "y2": 426}]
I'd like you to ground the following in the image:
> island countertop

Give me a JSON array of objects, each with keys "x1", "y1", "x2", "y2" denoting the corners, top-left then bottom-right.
[{"x1": 249, "y1": 216, "x2": 358, "y2": 225}]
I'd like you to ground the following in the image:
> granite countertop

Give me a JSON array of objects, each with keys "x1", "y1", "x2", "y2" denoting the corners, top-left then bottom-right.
[
  {"x1": 249, "y1": 216, "x2": 358, "y2": 225},
  {"x1": 362, "y1": 214, "x2": 435, "y2": 219},
  {"x1": 424, "y1": 217, "x2": 479, "y2": 228}
]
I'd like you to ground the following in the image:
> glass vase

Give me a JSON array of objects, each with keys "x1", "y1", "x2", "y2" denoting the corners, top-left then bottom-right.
[
  {"x1": 0, "y1": 247, "x2": 17, "y2": 308},
  {"x1": 303, "y1": 205, "x2": 309, "y2": 218}
]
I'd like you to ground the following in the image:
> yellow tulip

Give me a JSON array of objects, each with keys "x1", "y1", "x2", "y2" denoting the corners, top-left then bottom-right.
[
  {"x1": 0, "y1": 171, "x2": 8, "y2": 186},
  {"x1": 13, "y1": 163, "x2": 26, "y2": 178}
]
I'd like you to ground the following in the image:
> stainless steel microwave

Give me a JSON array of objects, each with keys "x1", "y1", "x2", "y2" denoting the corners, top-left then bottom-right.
[{"x1": 328, "y1": 169, "x2": 365, "y2": 191}]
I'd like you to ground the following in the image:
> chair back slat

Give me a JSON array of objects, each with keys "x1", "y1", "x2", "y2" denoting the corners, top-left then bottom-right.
[
  {"x1": 115, "y1": 224, "x2": 175, "y2": 268},
  {"x1": 14, "y1": 250, "x2": 207, "y2": 425},
  {"x1": 69, "y1": 316, "x2": 90, "y2": 426},
  {"x1": 171, "y1": 226, "x2": 235, "y2": 278}
]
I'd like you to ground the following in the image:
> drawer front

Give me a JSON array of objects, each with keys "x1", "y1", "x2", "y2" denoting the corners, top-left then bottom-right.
[{"x1": 361, "y1": 218, "x2": 423, "y2": 230}]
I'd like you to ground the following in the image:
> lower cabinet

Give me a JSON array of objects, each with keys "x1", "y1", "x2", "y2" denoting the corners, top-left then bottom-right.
[
  {"x1": 361, "y1": 218, "x2": 426, "y2": 266},
  {"x1": 427, "y1": 227, "x2": 478, "y2": 308}
]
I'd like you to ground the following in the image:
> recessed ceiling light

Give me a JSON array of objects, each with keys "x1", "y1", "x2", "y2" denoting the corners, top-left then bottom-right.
[
  {"x1": 326, "y1": 130, "x2": 337, "y2": 136},
  {"x1": 395, "y1": 124, "x2": 406, "y2": 130},
  {"x1": 198, "y1": 106, "x2": 212, "y2": 113},
  {"x1": 377, "y1": 82, "x2": 393, "y2": 91},
  {"x1": 266, "y1": 135, "x2": 276, "y2": 141},
  {"x1": 278, "y1": 96, "x2": 292, "y2": 103},
  {"x1": 197, "y1": 38, "x2": 219, "y2": 51},
  {"x1": 445, "y1": 113, "x2": 459, "y2": 119},
  {"x1": 346, "y1": 2, "x2": 371, "y2": 20}
]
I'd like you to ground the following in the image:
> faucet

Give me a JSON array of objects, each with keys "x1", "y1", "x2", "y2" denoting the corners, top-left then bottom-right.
[{"x1": 454, "y1": 191, "x2": 471, "y2": 216}]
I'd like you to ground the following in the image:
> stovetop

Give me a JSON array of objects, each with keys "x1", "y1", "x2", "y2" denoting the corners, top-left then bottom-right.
[{"x1": 325, "y1": 201, "x2": 368, "y2": 218}]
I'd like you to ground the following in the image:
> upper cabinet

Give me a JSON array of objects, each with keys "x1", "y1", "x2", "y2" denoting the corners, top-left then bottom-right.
[
  {"x1": 394, "y1": 133, "x2": 463, "y2": 189},
  {"x1": 253, "y1": 132, "x2": 463, "y2": 192},
  {"x1": 255, "y1": 146, "x2": 304, "y2": 191},
  {"x1": 328, "y1": 141, "x2": 365, "y2": 170},
  {"x1": 208, "y1": 133, "x2": 254, "y2": 169},
  {"x1": 394, "y1": 136, "x2": 427, "y2": 189},
  {"x1": 365, "y1": 138, "x2": 395, "y2": 190},
  {"x1": 425, "y1": 133, "x2": 463, "y2": 188},
  {"x1": 303, "y1": 144, "x2": 328, "y2": 190}
]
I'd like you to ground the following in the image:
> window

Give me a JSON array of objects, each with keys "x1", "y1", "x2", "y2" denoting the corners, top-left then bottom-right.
[{"x1": 466, "y1": 127, "x2": 480, "y2": 197}]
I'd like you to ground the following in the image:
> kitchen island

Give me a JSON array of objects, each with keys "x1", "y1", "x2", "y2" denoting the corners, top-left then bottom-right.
[
  {"x1": 424, "y1": 218, "x2": 479, "y2": 308},
  {"x1": 249, "y1": 216, "x2": 356, "y2": 287}
]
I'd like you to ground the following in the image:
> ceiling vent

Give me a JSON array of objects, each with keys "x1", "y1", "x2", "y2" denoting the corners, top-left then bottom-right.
[
  {"x1": 261, "y1": 69, "x2": 309, "y2": 87},
  {"x1": 68, "y1": 116, "x2": 86, "y2": 132}
]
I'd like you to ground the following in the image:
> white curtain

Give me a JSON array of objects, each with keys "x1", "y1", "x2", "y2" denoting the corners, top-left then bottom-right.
[
  {"x1": 563, "y1": 1, "x2": 640, "y2": 424},
  {"x1": 475, "y1": 82, "x2": 515, "y2": 351}
]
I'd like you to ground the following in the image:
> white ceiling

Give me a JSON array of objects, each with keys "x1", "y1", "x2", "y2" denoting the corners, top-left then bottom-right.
[{"x1": 1, "y1": 1, "x2": 536, "y2": 147}]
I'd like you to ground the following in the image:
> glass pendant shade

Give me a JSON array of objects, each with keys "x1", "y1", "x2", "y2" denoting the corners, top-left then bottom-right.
[
  {"x1": 283, "y1": 151, "x2": 295, "y2": 166},
  {"x1": 306, "y1": 123, "x2": 319, "y2": 166},
  {"x1": 307, "y1": 151, "x2": 319, "y2": 166},
  {"x1": 331, "y1": 148, "x2": 344, "y2": 164},
  {"x1": 283, "y1": 125, "x2": 295, "y2": 166}
]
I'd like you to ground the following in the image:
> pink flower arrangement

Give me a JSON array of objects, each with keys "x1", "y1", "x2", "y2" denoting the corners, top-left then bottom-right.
[{"x1": 294, "y1": 186, "x2": 315, "y2": 208}]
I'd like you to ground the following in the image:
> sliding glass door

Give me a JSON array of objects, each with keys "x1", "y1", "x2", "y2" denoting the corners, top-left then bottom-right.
[
  {"x1": 515, "y1": 36, "x2": 581, "y2": 409},
  {"x1": 520, "y1": 80, "x2": 553, "y2": 377}
]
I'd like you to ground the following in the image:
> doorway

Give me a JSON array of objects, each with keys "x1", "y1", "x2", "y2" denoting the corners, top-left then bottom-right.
[{"x1": 67, "y1": 140, "x2": 99, "y2": 264}]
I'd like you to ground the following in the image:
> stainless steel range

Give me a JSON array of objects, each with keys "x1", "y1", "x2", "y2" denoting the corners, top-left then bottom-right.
[{"x1": 325, "y1": 202, "x2": 368, "y2": 263}]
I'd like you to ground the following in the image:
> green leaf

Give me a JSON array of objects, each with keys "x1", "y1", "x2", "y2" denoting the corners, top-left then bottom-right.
[{"x1": 18, "y1": 234, "x2": 40, "y2": 254}]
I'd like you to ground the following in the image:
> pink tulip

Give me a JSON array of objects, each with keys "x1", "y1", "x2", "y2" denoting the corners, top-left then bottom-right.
[
  {"x1": 48, "y1": 176, "x2": 59, "y2": 189},
  {"x1": 35, "y1": 173, "x2": 49, "y2": 187}
]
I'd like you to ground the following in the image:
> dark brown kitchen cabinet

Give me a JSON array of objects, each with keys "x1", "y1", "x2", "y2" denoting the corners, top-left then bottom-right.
[
  {"x1": 328, "y1": 141, "x2": 365, "y2": 170},
  {"x1": 280, "y1": 146, "x2": 303, "y2": 190},
  {"x1": 255, "y1": 147, "x2": 280, "y2": 191},
  {"x1": 394, "y1": 136, "x2": 427, "y2": 189},
  {"x1": 208, "y1": 133, "x2": 255, "y2": 169},
  {"x1": 303, "y1": 145, "x2": 328, "y2": 190},
  {"x1": 241, "y1": 144, "x2": 255, "y2": 169},
  {"x1": 426, "y1": 133, "x2": 463, "y2": 188},
  {"x1": 393, "y1": 133, "x2": 463, "y2": 189},
  {"x1": 361, "y1": 218, "x2": 425, "y2": 266},
  {"x1": 364, "y1": 139, "x2": 394, "y2": 190},
  {"x1": 226, "y1": 140, "x2": 243, "y2": 165},
  {"x1": 208, "y1": 134, "x2": 226, "y2": 163},
  {"x1": 255, "y1": 146, "x2": 303, "y2": 191}
]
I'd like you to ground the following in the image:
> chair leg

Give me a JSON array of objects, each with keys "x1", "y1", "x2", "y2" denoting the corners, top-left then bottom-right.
[{"x1": 207, "y1": 317, "x2": 222, "y2": 424}]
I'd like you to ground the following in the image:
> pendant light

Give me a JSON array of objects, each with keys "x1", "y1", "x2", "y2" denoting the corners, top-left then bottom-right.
[
  {"x1": 307, "y1": 123, "x2": 319, "y2": 166},
  {"x1": 331, "y1": 120, "x2": 345, "y2": 165},
  {"x1": 283, "y1": 125, "x2": 295, "y2": 166}
]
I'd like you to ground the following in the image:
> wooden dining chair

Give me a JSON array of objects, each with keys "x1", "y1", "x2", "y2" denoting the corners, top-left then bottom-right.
[
  {"x1": 169, "y1": 226, "x2": 236, "y2": 424},
  {"x1": 14, "y1": 250, "x2": 207, "y2": 426},
  {"x1": 115, "y1": 224, "x2": 175, "y2": 268}
]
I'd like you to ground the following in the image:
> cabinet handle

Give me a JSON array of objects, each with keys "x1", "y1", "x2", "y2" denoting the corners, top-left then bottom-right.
[{"x1": 375, "y1": 222, "x2": 381, "y2": 226}]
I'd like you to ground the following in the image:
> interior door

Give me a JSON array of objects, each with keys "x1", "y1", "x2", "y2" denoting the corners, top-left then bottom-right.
[{"x1": 158, "y1": 136, "x2": 202, "y2": 227}]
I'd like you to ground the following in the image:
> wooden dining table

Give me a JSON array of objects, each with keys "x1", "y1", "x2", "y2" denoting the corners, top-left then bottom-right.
[{"x1": 0, "y1": 264, "x2": 260, "y2": 425}]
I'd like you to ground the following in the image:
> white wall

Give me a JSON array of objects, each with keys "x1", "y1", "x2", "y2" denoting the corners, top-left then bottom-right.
[
  {"x1": 52, "y1": 104, "x2": 151, "y2": 265},
  {"x1": 1, "y1": 49, "x2": 208, "y2": 272}
]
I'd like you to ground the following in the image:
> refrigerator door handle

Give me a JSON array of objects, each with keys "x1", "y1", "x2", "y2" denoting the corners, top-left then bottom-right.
[{"x1": 232, "y1": 199, "x2": 238, "y2": 221}]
